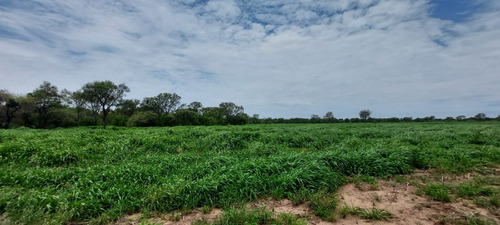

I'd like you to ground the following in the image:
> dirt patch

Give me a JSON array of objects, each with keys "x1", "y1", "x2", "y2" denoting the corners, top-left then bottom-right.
[
  {"x1": 114, "y1": 208, "x2": 222, "y2": 225},
  {"x1": 336, "y1": 181, "x2": 497, "y2": 225},
  {"x1": 114, "y1": 169, "x2": 500, "y2": 225}
]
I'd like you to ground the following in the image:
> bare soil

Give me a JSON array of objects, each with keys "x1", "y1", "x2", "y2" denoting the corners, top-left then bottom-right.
[{"x1": 114, "y1": 170, "x2": 500, "y2": 225}]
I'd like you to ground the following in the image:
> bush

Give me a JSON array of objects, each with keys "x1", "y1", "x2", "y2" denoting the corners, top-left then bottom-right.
[{"x1": 126, "y1": 111, "x2": 158, "y2": 127}]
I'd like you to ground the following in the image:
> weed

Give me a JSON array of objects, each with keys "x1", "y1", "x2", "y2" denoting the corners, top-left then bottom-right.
[
  {"x1": 275, "y1": 213, "x2": 308, "y2": 225},
  {"x1": 339, "y1": 205, "x2": 363, "y2": 218},
  {"x1": 439, "y1": 215, "x2": 497, "y2": 225},
  {"x1": 359, "y1": 207, "x2": 393, "y2": 221},
  {"x1": 455, "y1": 183, "x2": 494, "y2": 198},
  {"x1": 213, "y1": 207, "x2": 273, "y2": 225},
  {"x1": 420, "y1": 183, "x2": 452, "y2": 202},
  {"x1": 201, "y1": 206, "x2": 212, "y2": 214},
  {"x1": 1, "y1": 123, "x2": 500, "y2": 224},
  {"x1": 339, "y1": 205, "x2": 392, "y2": 221},
  {"x1": 309, "y1": 189, "x2": 338, "y2": 222},
  {"x1": 474, "y1": 193, "x2": 500, "y2": 216}
]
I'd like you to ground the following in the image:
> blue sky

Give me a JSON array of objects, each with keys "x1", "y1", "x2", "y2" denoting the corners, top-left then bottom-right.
[{"x1": 1, "y1": 0, "x2": 499, "y2": 118}]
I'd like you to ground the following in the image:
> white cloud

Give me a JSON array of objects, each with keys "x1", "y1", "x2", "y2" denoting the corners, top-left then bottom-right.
[{"x1": 0, "y1": 0, "x2": 499, "y2": 118}]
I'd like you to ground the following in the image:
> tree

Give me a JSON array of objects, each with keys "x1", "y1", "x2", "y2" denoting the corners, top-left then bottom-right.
[
  {"x1": 173, "y1": 109, "x2": 200, "y2": 125},
  {"x1": 219, "y1": 102, "x2": 243, "y2": 118},
  {"x1": 0, "y1": 89, "x2": 21, "y2": 128},
  {"x1": 127, "y1": 111, "x2": 157, "y2": 127},
  {"x1": 324, "y1": 111, "x2": 334, "y2": 119},
  {"x1": 201, "y1": 107, "x2": 225, "y2": 125},
  {"x1": 310, "y1": 115, "x2": 321, "y2": 123},
  {"x1": 249, "y1": 114, "x2": 260, "y2": 124},
  {"x1": 359, "y1": 109, "x2": 372, "y2": 120},
  {"x1": 68, "y1": 90, "x2": 87, "y2": 126},
  {"x1": 456, "y1": 115, "x2": 466, "y2": 121},
  {"x1": 81, "y1": 81, "x2": 130, "y2": 129},
  {"x1": 141, "y1": 93, "x2": 181, "y2": 116},
  {"x1": 28, "y1": 81, "x2": 62, "y2": 128},
  {"x1": 474, "y1": 113, "x2": 486, "y2": 121},
  {"x1": 187, "y1": 101, "x2": 203, "y2": 113},
  {"x1": 116, "y1": 99, "x2": 139, "y2": 118},
  {"x1": 219, "y1": 102, "x2": 245, "y2": 125}
]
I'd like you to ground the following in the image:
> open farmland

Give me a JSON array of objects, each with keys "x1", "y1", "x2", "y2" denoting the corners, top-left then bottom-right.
[{"x1": 1, "y1": 122, "x2": 500, "y2": 224}]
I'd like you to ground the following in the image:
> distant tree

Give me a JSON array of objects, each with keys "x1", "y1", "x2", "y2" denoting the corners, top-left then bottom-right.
[
  {"x1": 231, "y1": 113, "x2": 249, "y2": 125},
  {"x1": 116, "y1": 99, "x2": 139, "y2": 118},
  {"x1": 201, "y1": 107, "x2": 225, "y2": 125},
  {"x1": 474, "y1": 113, "x2": 486, "y2": 120},
  {"x1": 219, "y1": 102, "x2": 244, "y2": 117},
  {"x1": 28, "y1": 81, "x2": 62, "y2": 128},
  {"x1": 81, "y1": 81, "x2": 130, "y2": 129},
  {"x1": 0, "y1": 90, "x2": 21, "y2": 128},
  {"x1": 497, "y1": 115, "x2": 500, "y2": 121},
  {"x1": 324, "y1": 111, "x2": 334, "y2": 119},
  {"x1": 423, "y1": 116, "x2": 435, "y2": 122},
  {"x1": 141, "y1": 93, "x2": 181, "y2": 116},
  {"x1": 250, "y1": 114, "x2": 260, "y2": 124},
  {"x1": 359, "y1": 109, "x2": 372, "y2": 120},
  {"x1": 456, "y1": 115, "x2": 466, "y2": 121},
  {"x1": 67, "y1": 90, "x2": 86, "y2": 126},
  {"x1": 309, "y1": 114, "x2": 320, "y2": 123},
  {"x1": 401, "y1": 117, "x2": 413, "y2": 122},
  {"x1": 127, "y1": 111, "x2": 157, "y2": 127},
  {"x1": 187, "y1": 101, "x2": 203, "y2": 113},
  {"x1": 444, "y1": 117, "x2": 454, "y2": 121},
  {"x1": 219, "y1": 102, "x2": 245, "y2": 124},
  {"x1": 173, "y1": 109, "x2": 200, "y2": 125},
  {"x1": 59, "y1": 89, "x2": 73, "y2": 106}
]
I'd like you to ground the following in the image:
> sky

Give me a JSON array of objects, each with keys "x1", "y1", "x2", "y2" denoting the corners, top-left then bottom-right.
[{"x1": 0, "y1": 0, "x2": 499, "y2": 119}]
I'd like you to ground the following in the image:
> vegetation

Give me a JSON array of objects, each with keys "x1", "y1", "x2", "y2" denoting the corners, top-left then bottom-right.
[
  {"x1": 339, "y1": 205, "x2": 393, "y2": 221},
  {"x1": 192, "y1": 207, "x2": 308, "y2": 225},
  {"x1": 1, "y1": 81, "x2": 499, "y2": 129},
  {"x1": 0, "y1": 122, "x2": 499, "y2": 224}
]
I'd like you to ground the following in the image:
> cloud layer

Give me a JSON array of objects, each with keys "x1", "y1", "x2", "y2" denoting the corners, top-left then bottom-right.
[{"x1": 1, "y1": 0, "x2": 499, "y2": 118}]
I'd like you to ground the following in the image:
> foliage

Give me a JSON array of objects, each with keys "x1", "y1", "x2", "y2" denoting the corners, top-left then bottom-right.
[
  {"x1": 127, "y1": 111, "x2": 158, "y2": 127},
  {"x1": 28, "y1": 81, "x2": 62, "y2": 128},
  {"x1": 419, "y1": 183, "x2": 452, "y2": 202},
  {"x1": 359, "y1": 109, "x2": 372, "y2": 120},
  {"x1": 141, "y1": 93, "x2": 181, "y2": 116},
  {"x1": 308, "y1": 190, "x2": 338, "y2": 221},
  {"x1": 81, "y1": 80, "x2": 130, "y2": 129},
  {"x1": 0, "y1": 123, "x2": 499, "y2": 224}
]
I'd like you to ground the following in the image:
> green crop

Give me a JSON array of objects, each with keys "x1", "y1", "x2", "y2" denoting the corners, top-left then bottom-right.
[{"x1": 0, "y1": 122, "x2": 499, "y2": 224}]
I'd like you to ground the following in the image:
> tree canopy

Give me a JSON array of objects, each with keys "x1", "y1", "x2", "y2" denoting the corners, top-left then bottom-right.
[{"x1": 81, "y1": 81, "x2": 130, "y2": 129}]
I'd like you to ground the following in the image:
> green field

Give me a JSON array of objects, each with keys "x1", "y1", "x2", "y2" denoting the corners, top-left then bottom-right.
[{"x1": 1, "y1": 122, "x2": 500, "y2": 224}]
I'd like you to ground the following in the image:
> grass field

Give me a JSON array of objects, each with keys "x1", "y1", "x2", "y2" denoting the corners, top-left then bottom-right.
[{"x1": 1, "y1": 122, "x2": 499, "y2": 224}]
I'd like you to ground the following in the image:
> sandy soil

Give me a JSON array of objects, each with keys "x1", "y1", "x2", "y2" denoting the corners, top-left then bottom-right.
[{"x1": 114, "y1": 170, "x2": 500, "y2": 225}]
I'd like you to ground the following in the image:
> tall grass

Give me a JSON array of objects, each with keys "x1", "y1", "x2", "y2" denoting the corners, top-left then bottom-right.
[{"x1": 0, "y1": 122, "x2": 499, "y2": 224}]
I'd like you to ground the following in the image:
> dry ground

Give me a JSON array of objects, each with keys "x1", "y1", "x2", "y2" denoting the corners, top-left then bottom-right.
[{"x1": 114, "y1": 169, "x2": 500, "y2": 225}]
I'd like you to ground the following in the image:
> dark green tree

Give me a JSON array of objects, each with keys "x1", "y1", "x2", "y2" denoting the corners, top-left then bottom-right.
[
  {"x1": 81, "y1": 81, "x2": 130, "y2": 129},
  {"x1": 0, "y1": 90, "x2": 21, "y2": 128},
  {"x1": 141, "y1": 93, "x2": 181, "y2": 116},
  {"x1": 28, "y1": 81, "x2": 62, "y2": 128},
  {"x1": 324, "y1": 111, "x2": 334, "y2": 119},
  {"x1": 116, "y1": 99, "x2": 139, "y2": 117},
  {"x1": 359, "y1": 109, "x2": 372, "y2": 121},
  {"x1": 474, "y1": 113, "x2": 486, "y2": 121},
  {"x1": 187, "y1": 101, "x2": 203, "y2": 113}
]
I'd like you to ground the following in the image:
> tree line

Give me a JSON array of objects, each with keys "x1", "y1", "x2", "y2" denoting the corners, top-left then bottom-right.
[
  {"x1": 1, "y1": 81, "x2": 499, "y2": 129},
  {"x1": 0, "y1": 81, "x2": 248, "y2": 129}
]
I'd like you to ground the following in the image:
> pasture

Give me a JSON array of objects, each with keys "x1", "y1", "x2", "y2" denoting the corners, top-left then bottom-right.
[{"x1": 1, "y1": 122, "x2": 499, "y2": 224}]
